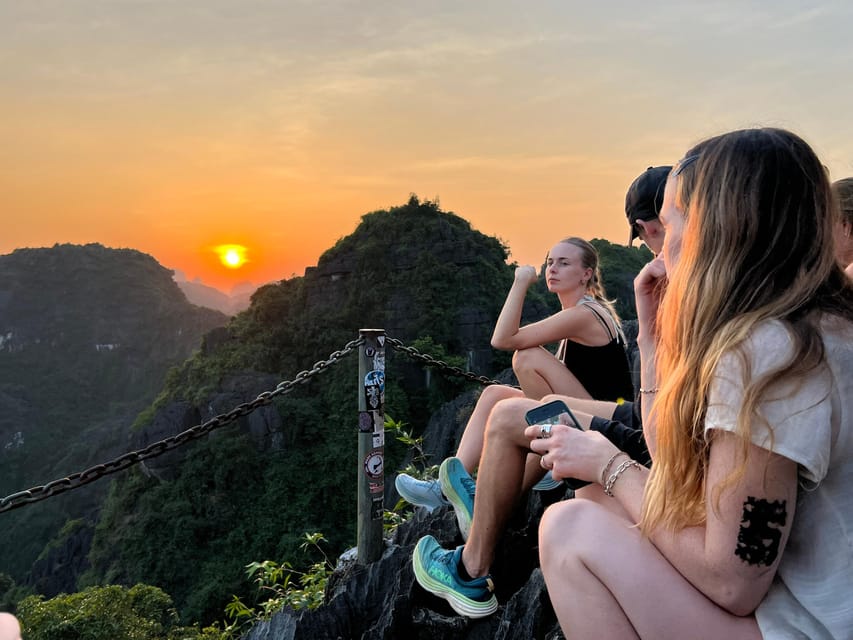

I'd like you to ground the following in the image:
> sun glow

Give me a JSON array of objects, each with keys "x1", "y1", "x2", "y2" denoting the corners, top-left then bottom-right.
[{"x1": 215, "y1": 244, "x2": 247, "y2": 269}]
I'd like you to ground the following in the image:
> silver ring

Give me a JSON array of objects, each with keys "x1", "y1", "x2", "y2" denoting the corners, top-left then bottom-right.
[{"x1": 539, "y1": 424, "x2": 553, "y2": 439}]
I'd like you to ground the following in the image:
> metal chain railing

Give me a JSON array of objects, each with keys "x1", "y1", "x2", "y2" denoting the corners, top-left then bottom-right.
[
  {"x1": 0, "y1": 334, "x2": 510, "y2": 514},
  {"x1": 386, "y1": 337, "x2": 512, "y2": 387},
  {"x1": 0, "y1": 337, "x2": 364, "y2": 514}
]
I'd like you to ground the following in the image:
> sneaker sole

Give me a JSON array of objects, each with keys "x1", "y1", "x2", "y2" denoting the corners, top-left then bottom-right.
[
  {"x1": 412, "y1": 538, "x2": 498, "y2": 619},
  {"x1": 439, "y1": 461, "x2": 473, "y2": 541},
  {"x1": 532, "y1": 476, "x2": 563, "y2": 492}
]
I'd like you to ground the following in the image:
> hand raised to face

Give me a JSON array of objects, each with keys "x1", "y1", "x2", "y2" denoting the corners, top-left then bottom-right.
[{"x1": 514, "y1": 265, "x2": 539, "y2": 287}]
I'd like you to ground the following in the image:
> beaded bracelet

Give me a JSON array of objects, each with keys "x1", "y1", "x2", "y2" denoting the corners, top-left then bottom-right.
[
  {"x1": 638, "y1": 387, "x2": 659, "y2": 394},
  {"x1": 604, "y1": 458, "x2": 642, "y2": 497},
  {"x1": 599, "y1": 451, "x2": 627, "y2": 486}
]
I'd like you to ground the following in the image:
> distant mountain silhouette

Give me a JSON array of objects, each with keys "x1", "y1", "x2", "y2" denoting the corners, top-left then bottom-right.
[{"x1": 174, "y1": 278, "x2": 254, "y2": 315}]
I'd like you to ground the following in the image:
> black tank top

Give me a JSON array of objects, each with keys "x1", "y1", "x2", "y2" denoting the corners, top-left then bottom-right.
[{"x1": 556, "y1": 301, "x2": 634, "y2": 402}]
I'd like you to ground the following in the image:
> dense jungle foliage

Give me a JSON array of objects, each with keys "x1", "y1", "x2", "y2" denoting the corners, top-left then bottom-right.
[
  {"x1": 1, "y1": 198, "x2": 652, "y2": 634},
  {"x1": 0, "y1": 244, "x2": 227, "y2": 600}
]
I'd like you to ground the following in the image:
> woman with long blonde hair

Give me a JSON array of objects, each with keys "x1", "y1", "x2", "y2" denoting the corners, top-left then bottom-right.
[
  {"x1": 397, "y1": 236, "x2": 634, "y2": 516},
  {"x1": 529, "y1": 128, "x2": 853, "y2": 638}
]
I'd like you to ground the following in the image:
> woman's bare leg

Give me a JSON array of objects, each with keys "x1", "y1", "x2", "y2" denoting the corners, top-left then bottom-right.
[
  {"x1": 573, "y1": 482, "x2": 634, "y2": 520},
  {"x1": 456, "y1": 384, "x2": 524, "y2": 473},
  {"x1": 522, "y1": 452, "x2": 549, "y2": 488},
  {"x1": 513, "y1": 347, "x2": 592, "y2": 400},
  {"x1": 462, "y1": 396, "x2": 543, "y2": 576},
  {"x1": 455, "y1": 389, "x2": 621, "y2": 486},
  {"x1": 539, "y1": 500, "x2": 763, "y2": 640}
]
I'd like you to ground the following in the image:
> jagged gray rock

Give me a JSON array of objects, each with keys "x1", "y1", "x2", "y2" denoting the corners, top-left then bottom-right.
[{"x1": 243, "y1": 488, "x2": 568, "y2": 640}]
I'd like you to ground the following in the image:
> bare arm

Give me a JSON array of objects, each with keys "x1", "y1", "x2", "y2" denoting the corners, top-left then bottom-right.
[
  {"x1": 611, "y1": 431, "x2": 796, "y2": 615},
  {"x1": 634, "y1": 254, "x2": 667, "y2": 459},
  {"x1": 491, "y1": 265, "x2": 537, "y2": 350},
  {"x1": 530, "y1": 426, "x2": 796, "y2": 616},
  {"x1": 491, "y1": 266, "x2": 606, "y2": 351},
  {"x1": 652, "y1": 433, "x2": 796, "y2": 614}
]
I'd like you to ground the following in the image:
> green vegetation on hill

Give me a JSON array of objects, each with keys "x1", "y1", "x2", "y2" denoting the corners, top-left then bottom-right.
[
  {"x1": 17, "y1": 583, "x2": 220, "y2": 639},
  {"x1": 0, "y1": 243, "x2": 227, "y2": 588}
]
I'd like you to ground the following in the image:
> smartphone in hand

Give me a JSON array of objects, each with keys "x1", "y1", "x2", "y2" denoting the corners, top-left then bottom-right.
[{"x1": 524, "y1": 399, "x2": 590, "y2": 490}]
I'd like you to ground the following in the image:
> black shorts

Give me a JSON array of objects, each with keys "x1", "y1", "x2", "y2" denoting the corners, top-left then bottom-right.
[{"x1": 589, "y1": 401, "x2": 650, "y2": 467}]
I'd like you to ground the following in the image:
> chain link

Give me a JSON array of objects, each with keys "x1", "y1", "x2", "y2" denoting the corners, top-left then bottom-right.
[
  {"x1": 0, "y1": 337, "x2": 364, "y2": 514},
  {"x1": 386, "y1": 337, "x2": 511, "y2": 387}
]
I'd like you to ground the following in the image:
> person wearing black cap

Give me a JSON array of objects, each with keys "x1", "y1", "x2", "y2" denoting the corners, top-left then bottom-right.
[{"x1": 626, "y1": 165, "x2": 671, "y2": 255}]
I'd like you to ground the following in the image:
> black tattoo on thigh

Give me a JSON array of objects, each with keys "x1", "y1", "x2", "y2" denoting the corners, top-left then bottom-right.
[{"x1": 735, "y1": 497, "x2": 787, "y2": 567}]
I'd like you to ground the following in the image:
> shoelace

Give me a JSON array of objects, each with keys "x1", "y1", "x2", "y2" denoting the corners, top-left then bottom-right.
[{"x1": 460, "y1": 475, "x2": 476, "y2": 501}]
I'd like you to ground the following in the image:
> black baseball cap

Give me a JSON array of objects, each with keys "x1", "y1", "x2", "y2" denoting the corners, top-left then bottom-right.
[{"x1": 626, "y1": 165, "x2": 672, "y2": 245}]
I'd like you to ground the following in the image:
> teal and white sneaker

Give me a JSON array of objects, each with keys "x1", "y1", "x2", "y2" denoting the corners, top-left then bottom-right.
[
  {"x1": 439, "y1": 457, "x2": 476, "y2": 541},
  {"x1": 532, "y1": 470, "x2": 563, "y2": 492},
  {"x1": 412, "y1": 535, "x2": 497, "y2": 618},
  {"x1": 395, "y1": 473, "x2": 449, "y2": 513}
]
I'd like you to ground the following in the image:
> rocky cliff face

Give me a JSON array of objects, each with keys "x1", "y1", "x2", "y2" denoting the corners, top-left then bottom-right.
[
  {"x1": 0, "y1": 243, "x2": 228, "y2": 592},
  {"x1": 243, "y1": 480, "x2": 568, "y2": 640},
  {"x1": 234, "y1": 378, "x2": 569, "y2": 640}
]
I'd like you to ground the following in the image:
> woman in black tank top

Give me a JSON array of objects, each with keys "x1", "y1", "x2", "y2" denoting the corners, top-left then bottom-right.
[
  {"x1": 492, "y1": 237, "x2": 633, "y2": 402},
  {"x1": 396, "y1": 237, "x2": 634, "y2": 510}
]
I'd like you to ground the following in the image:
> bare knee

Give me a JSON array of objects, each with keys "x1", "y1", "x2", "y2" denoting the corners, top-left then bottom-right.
[
  {"x1": 539, "y1": 500, "x2": 606, "y2": 569},
  {"x1": 486, "y1": 396, "x2": 539, "y2": 441},
  {"x1": 478, "y1": 383, "x2": 523, "y2": 407},
  {"x1": 512, "y1": 347, "x2": 542, "y2": 376}
]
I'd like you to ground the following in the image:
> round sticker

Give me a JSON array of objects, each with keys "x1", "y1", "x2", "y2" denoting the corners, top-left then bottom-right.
[{"x1": 364, "y1": 452, "x2": 384, "y2": 478}]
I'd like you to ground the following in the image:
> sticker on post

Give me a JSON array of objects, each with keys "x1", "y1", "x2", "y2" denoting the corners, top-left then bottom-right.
[
  {"x1": 364, "y1": 370, "x2": 385, "y2": 391},
  {"x1": 364, "y1": 370, "x2": 385, "y2": 409},
  {"x1": 373, "y1": 412, "x2": 384, "y2": 433},
  {"x1": 364, "y1": 452, "x2": 384, "y2": 479},
  {"x1": 371, "y1": 497, "x2": 384, "y2": 520},
  {"x1": 358, "y1": 411, "x2": 373, "y2": 433},
  {"x1": 373, "y1": 431, "x2": 385, "y2": 448},
  {"x1": 373, "y1": 352, "x2": 385, "y2": 372}
]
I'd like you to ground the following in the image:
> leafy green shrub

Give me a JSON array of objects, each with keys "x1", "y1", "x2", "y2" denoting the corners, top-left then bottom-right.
[
  {"x1": 17, "y1": 583, "x2": 221, "y2": 640},
  {"x1": 221, "y1": 533, "x2": 333, "y2": 638}
]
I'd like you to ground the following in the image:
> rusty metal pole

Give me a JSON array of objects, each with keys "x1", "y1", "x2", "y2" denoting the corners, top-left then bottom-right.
[{"x1": 357, "y1": 329, "x2": 386, "y2": 564}]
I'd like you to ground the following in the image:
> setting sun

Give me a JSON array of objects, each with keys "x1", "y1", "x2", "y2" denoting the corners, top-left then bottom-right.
[{"x1": 215, "y1": 244, "x2": 247, "y2": 269}]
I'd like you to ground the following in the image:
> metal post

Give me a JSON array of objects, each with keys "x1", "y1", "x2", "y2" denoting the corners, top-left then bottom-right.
[{"x1": 357, "y1": 329, "x2": 385, "y2": 564}]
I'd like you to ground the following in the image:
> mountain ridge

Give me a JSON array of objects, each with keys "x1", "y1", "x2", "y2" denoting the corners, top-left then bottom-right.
[{"x1": 0, "y1": 242, "x2": 228, "y2": 592}]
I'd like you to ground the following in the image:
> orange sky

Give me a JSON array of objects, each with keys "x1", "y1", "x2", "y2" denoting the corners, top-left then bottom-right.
[{"x1": 3, "y1": 3, "x2": 853, "y2": 292}]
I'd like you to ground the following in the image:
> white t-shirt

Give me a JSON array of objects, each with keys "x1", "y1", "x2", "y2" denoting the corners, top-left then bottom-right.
[{"x1": 705, "y1": 317, "x2": 853, "y2": 640}]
